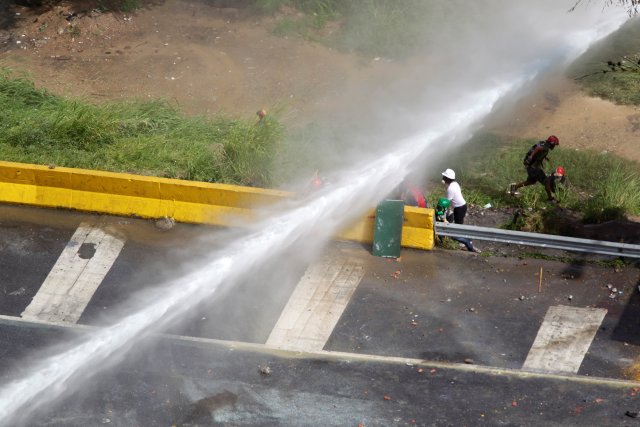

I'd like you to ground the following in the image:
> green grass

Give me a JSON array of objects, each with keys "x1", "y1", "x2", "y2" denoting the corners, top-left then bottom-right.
[
  {"x1": 272, "y1": 17, "x2": 317, "y2": 39},
  {"x1": 0, "y1": 69, "x2": 284, "y2": 186},
  {"x1": 278, "y1": 125, "x2": 640, "y2": 226},
  {"x1": 263, "y1": 0, "x2": 338, "y2": 42},
  {"x1": 427, "y1": 132, "x2": 640, "y2": 226},
  {"x1": 570, "y1": 19, "x2": 640, "y2": 105},
  {"x1": 254, "y1": 0, "x2": 339, "y2": 15},
  {"x1": 334, "y1": 1, "x2": 446, "y2": 58},
  {"x1": 255, "y1": 0, "x2": 447, "y2": 59},
  {"x1": 96, "y1": 0, "x2": 141, "y2": 13}
]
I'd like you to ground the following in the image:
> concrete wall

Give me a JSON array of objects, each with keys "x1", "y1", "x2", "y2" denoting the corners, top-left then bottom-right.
[{"x1": 0, "y1": 161, "x2": 434, "y2": 250}]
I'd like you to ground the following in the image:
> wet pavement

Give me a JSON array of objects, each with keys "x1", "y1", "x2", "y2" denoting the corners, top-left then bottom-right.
[
  {"x1": 1, "y1": 204, "x2": 640, "y2": 426},
  {"x1": 327, "y1": 247, "x2": 640, "y2": 380}
]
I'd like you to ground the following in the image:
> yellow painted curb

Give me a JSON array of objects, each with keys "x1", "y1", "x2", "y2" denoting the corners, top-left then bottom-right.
[{"x1": 0, "y1": 161, "x2": 434, "y2": 250}]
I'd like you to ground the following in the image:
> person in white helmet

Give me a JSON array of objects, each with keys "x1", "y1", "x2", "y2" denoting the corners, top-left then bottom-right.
[
  {"x1": 441, "y1": 168, "x2": 479, "y2": 253},
  {"x1": 441, "y1": 168, "x2": 468, "y2": 224}
]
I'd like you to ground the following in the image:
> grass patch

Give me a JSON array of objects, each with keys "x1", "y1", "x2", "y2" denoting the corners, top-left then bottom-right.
[
  {"x1": 272, "y1": 16, "x2": 324, "y2": 40},
  {"x1": 254, "y1": 0, "x2": 339, "y2": 16},
  {"x1": 0, "y1": 69, "x2": 284, "y2": 186},
  {"x1": 427, "y1": 132, "x2": 640, "y2": 226},
  {"x1": 570, "y1": 19, "x2": 640, "y2": 105},
  {"x1": 255, "y1": 0, "x2": 449, "y2": 59},
  {"x1": 436, "y1": 236, "x2": 462, "y2": 251},
  {"x1": 96, "y1": 0, "x2": 141, "y2": 13},
  {"x1": 332, "y1": 1, "x2": 436, "y2": 58}
]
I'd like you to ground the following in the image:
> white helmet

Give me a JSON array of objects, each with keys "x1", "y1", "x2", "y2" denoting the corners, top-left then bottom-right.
[{"x1": 441, "y1": 168, "x2": 456, "y2": 180}]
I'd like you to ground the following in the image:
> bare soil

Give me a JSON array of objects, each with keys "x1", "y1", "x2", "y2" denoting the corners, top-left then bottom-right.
[
  {"x1": 1, "y1": 0, "x2": 639, "y2": 244},
  {"x1": 0, "y1": 0, "x2": 372, "y2": 124},
  {"x1": 2, "y1": 0, "x2": 639, "y2": 159},
  {"x1": 488, "y1": 73, "x2": 640, "y2": 164}
]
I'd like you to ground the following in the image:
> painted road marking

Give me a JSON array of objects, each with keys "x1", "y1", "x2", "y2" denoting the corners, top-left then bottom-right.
[
  {"x1": 266, "y1": 254, "x2": 364, "y2": 352},
  {"x1": 3, "y1": 314, "x2": 639, "y2": 388},
  {"x1": 523, "y1": 305, "x2": 607, "y2": 374},
  {"x1": 21, "y1": 221, "x2": 126, "y2": 323}
]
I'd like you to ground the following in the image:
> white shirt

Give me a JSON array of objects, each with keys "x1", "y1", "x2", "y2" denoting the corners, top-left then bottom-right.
[{"x1": 446, "y1": 181, "x2": 466, "y2": 208}]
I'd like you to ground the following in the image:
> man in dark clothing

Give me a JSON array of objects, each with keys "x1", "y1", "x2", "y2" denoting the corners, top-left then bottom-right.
[{"x1": 510, "y1": 135, "x2": 559, "y2": 195}]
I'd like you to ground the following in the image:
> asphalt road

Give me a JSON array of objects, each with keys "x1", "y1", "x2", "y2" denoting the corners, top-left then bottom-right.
[{"x1": 1, "y1": 204, "x2": 640, "y2": 426}]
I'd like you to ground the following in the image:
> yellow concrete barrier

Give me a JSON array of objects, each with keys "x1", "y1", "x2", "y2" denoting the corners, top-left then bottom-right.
[
  {"x1": 0, "y1": 161, "x2": 434, "y2": 250},
  {"x1": 336, "y1": 206, "x2": 435, "y2": 250}
]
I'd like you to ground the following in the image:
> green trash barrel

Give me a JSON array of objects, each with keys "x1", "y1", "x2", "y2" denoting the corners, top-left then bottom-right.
[{"x1": 372, "y1": 200, "x2": 404, "y2": 258}]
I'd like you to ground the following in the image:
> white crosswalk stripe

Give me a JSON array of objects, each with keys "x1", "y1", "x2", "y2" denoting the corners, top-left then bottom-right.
[
  {"x1": 266, "y1": 253, "x2": 364, "y2": 352},
  {"x1": 523, "y1": 305, "x2": 607, "y2": 374},
  {"x1": 21, "y1": 221, "x2": 125, "y2": 323}
]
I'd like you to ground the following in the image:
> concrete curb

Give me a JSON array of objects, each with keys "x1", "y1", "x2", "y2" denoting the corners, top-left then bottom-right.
[{"x1": 0, "y1": 161, "x2": 434, "y2": 250}]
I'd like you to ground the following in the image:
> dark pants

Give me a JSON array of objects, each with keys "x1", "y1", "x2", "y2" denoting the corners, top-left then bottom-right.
[
  {"x1": 525, "y1": 167, "x2": 546, "y2": 185},
  {"x1": 447, "y1": 204, "x2": 475, "y2": 251},
  {"x1": 453, "y1": 204, "x2": 467, "y2": 224}
]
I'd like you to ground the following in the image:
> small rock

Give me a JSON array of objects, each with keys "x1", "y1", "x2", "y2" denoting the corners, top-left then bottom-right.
[
  {"x1": 259, "y1": 364, "x2": 271, "y2": 376},
  {"x1": 155, "y1": 216, "x2": 175, "y2": 231},
  {"x1": 463, "y1": 358, "x2": 474, "y2": 364}
]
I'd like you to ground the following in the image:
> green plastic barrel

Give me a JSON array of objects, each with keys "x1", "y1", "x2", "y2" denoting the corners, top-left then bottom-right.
[{"x1": 372, "y1": 200, "x2": 404, "y2": 258}]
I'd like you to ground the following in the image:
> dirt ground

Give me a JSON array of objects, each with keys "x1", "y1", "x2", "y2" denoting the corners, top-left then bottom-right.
[
  {"x1": 2, "y1": 0, "x2": 639, "y2": 164},
  {"x1": 488, "y1": 73, "x2": 640, "y2": 163},
  {"x1": 0, "y1": 0, "x2": 373, "y2": 124},
  {"x1": 1, "y1": 0, "x2": 639, "y2": 244}
]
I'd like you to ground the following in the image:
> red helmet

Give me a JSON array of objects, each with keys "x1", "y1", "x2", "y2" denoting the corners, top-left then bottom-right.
[
  {"x1": 311, "y1": 177, "x2": 323, "y2": 189},
  {"x1": 555, "y1": 166, "x2": 565, "y2": 176},
  {"x1": 546, "y1": 135, "x2": 559, "y2": 145}
]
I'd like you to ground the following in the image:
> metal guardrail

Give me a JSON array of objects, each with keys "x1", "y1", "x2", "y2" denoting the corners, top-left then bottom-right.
[{"x1": 435, "y1": 223, "x2": 640, "y2": 259}]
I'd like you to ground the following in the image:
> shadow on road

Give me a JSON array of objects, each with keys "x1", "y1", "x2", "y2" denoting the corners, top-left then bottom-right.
[{"x1": 612, "y1": 277, "x2": 640, "y2": 346}]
